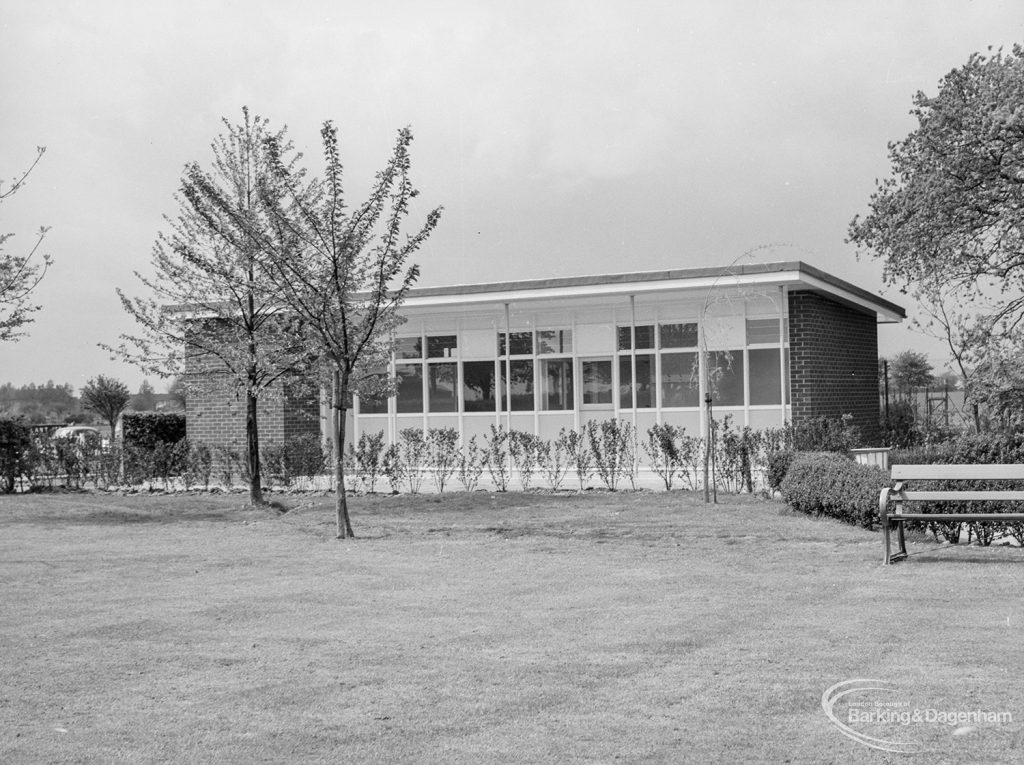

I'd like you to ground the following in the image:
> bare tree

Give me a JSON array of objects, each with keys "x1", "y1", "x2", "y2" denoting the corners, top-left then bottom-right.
[
  {"x1": 81, "y1": 375, "x2": 131, "y2": 440},
  {"x1": 258, "y1": 122, "x2": 442, "y2": 538},
  {"x1": 1, "y1": 147, "x2": 52, "y2": 342}
]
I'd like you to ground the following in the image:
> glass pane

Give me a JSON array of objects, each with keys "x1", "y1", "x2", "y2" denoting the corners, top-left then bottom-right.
[
  {"x1": 463, "y1": 360, "x2": 497, "y2": 412},
  {"x1": 660, "y1": 323, "x2": 698, "y2": 348},
  {"x1": 536, "y1": 329, "x2": 572, "y2": 355},
  {"x1": 635, "y1": 354, "x2": 655, "y2": 408},
  {"x1": 540, "y1": 358, "x2": 574, "y2": 410},
  {"x1": 428, "y1": 362, "x2": 458, "y2": 412},
  {"x1": 427, "y1": 335, "x2": 457, "y2": 358},
  {"x1": 661, "y1": 352, "x2": 699, "y2": 407},
  {"x1": 501, "y1": 359, "x2": 534, "y2": 411},
  {"x1": 635, "y1": 325, "x2": 654, "y2": 349},
  {"x1": 749, "y1": 348, "x2": 782, "y2": 405},
  {"x1": 581, "y1": 359, "x2": 612, "y2": 405},
  {"x1": 618, "y1": 355, "x2": 632, "y2": 407},
  {"x1": 746, "y1": 318, "x2": 783, "y2": 345},
  {"x1": 395, "y1": 363, "x2": 423, "y2": 413},
  {"x1": 617, "y1": 326, "x2": 632, "y2": 351},
  {"x1": 395, "y1": 337, "x2": 423, "y2": 359},
  {"x1": 498, "y1": 331, "x2": 533, "y2": 356},
  {"x1": 358, "y1": 372, "x2": 389, "y2": 414},
  {"x1": 710, "y1": 350, "x2": 744, "y2": 406}
]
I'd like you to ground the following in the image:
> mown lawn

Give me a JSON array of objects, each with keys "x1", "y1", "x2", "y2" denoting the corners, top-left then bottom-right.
[{"x1": 1, "y1": 490, "x2": 1022, "y2": 763}]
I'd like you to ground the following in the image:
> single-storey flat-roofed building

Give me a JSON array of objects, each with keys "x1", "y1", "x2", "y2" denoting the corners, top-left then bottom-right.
[{"x1": 186, "y1": 261, "x2": 904, "y2": 450}]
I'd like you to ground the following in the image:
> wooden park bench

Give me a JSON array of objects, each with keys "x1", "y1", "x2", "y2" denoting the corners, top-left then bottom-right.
[{"x1": 880, "y1": 464, "x2": 1024, "y2": 564}]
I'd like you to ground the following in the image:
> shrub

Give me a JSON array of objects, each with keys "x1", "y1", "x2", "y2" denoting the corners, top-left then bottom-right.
[
  {"x1": 0, "y1": 418, "x2": 31, "y2": 493},
  {"x1": 767, "y1": 449, "x2": 796, "y2": 491},
  {"x1": 539, "y1": 431, "x2": 569, "y2": 491},
  {"x1": 426, "y1": 428, "x2": 460, "y2": 493},
  {"x1": 398, "y1": 428, "x2": 427, "y2": 494},
  {"x1": 587, "y1": 419, "x2": 634, "y2": 491},
  {"x1": 780, "y1": 451, "x2": 888, "y2": 529},
  {"x1": 509, "y1": 430, "x2": 542, "y2": 490},
  {"x1": 457, "y1": 435, "x2": 485, "y2": 492},
  {"x1": 186, "y1": 442, "x2": 213, "y2": 490},
  {"x1": 643, "y1": 423, "x2": 684, "y2": 490},
  {"x1": 212, "y1": 445, "x2": 242, "y2": 488},
  {"x1": 381, "y1": 443, "x2": 403, "y2": 494},
  {"x1": 484, "y1": 425, "x2": 510, "y2": 492},
  {"x1": 564, "y1": 427, "x2": 592, "y2": 491},
  {"x1": 351, "y1": 431, "x2": 385, "y2": 493},
  {"x1": 787, "y1": 414, "x2": 863, "y2": 452}
]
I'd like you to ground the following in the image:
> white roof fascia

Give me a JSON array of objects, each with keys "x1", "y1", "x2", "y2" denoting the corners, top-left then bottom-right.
[
  {"x1": 796, "y1": 273, "x2": 904, "y2": 323},
  {"x1": 402, "y1": 270, "x2": 798, "y2": 310}
]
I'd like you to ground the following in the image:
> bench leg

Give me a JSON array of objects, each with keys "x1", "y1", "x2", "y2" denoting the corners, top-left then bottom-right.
[{"x1": 884, "y1": 520, "x2": 908, "y2": 564}]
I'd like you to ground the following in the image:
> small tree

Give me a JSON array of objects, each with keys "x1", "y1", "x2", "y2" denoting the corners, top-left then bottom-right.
[
  {"x1": 80, "y1": 375, "x2": 131, "y2": 440},
  {"x1": 108, "y1": 109, "x2": 312, "y2": 506},
  {"x1": 889, "y1": 350, "x2": 933, "y2": 400},
  {"x1": 258, "y1": 122, "x2": 442, "y2": 537},
  {"x1": 1, "y1": 147, "x2": 52, "y2": 342}
]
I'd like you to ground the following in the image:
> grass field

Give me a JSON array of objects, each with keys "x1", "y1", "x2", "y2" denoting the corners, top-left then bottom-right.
[{"x1": 2, "y1": 489, "x2": 1023, "y2": 763}]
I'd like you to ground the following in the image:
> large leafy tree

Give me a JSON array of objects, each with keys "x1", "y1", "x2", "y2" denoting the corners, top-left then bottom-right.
[
  {"x1": 81, "y1": 375, "x2": 131, "y2": 440},
  {"x1": 848, "y1": 46, "x2": 1024, "y2": 427},
  {"x1": 108, "y1": 109, "x2": 312, "y2": 505},
  {"x1": 1, "y1": 147, "x2": 51, "y2": 342},
  {"x1": 257, "y1": 123, "x2": 442, "y2": 538}
]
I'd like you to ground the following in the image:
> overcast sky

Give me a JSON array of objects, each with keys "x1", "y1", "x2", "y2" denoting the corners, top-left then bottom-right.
[{"x1": 2, "y1": 1, "x2": 1022, "y2": 393}]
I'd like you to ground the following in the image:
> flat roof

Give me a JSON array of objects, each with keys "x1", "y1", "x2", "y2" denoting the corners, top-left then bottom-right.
[{"x1": 404, "y1": 260, "x2": 906, "y2": 321}]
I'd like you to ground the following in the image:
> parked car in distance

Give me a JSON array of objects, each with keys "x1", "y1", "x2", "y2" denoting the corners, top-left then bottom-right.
[{"x1": 53, "y1": 425, "x2": 102, "y2": 445}]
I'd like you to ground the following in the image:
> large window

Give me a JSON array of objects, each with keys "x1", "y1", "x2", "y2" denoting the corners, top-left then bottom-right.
[
  {"x1": 428, "y1": 363, "x2": 458, "y2": 412},
  {"x1": 359, "y1": 370, "x2": 390, "y2": 414},
  {"x1": 619, "y1": 354, "x2": 654, "y2": 408},
  {"x1": 391, "y1": 334, "x2": 459, "y2": 413},
  {"x1": 502, "y1": 359, "x2": 535, "y2": 411},
  {"x1": 540, "y1": 358, "x2": 574, "y2": 410},
  {"x1": 661, "y1": 352, "x2": 700, "y2": 407},
  {"x1": 581, "y1": 359, "x2": 612, "y2": 405},
  {"x1": 748, "y1": 348, "x2": 782, "y2": 405},
  {"x1": 463, "y1": 361, "x2": 497, "y2": 412},
  {"x1": 617, "y1": 324, "x2": 659, "y2": 409},
  {"x1": 709, "y1": 351, "x2": 744, "y2": 406},
  {"x1": 395, "y1": 362, "x2": 424, "y2": 413}
]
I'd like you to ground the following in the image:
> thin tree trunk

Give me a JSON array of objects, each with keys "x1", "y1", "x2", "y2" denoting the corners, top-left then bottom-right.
[
  {"x1": 246, "y1": 390, "x2": 264, "y2": 505},
  {"x1": 333, "y1": 368, "x2": 355, "y2": 539}
]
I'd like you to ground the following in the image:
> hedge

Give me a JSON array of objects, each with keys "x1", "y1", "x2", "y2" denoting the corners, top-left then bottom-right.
[
  {"x1": 892, "y1": 433, "x2": 1024, "y2": 544},
  {"x1": 779, "y1": 451, "x2": 888, "y2": 529},
  {"x1": 121, "y1": 412, "x2": 186, "y2": 450}
]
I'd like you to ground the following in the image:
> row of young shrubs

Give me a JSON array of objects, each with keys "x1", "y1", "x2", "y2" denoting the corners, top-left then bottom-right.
[
  {"x1": 343, "y1": 415, "x2": 862, "y2": 495},
  {"x1": 2, "y1": 413, "x2": 865, "y2": 495}
]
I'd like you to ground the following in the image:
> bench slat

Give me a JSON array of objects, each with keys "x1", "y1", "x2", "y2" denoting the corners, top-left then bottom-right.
[
  {"x1": 888, "y1": 513, "x2": 1024, "y2": 523},
  {"x1": 891, "y1": 464, "x2": 1024, "y2": 480},
  {"x1": 897, "y1": 491, "x2": 1024, "y2": 502}
]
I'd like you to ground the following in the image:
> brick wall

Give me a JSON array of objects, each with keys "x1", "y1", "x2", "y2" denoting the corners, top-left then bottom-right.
[{"x1": 787, "y1": 290, "x2": 880, "y2": 444}]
